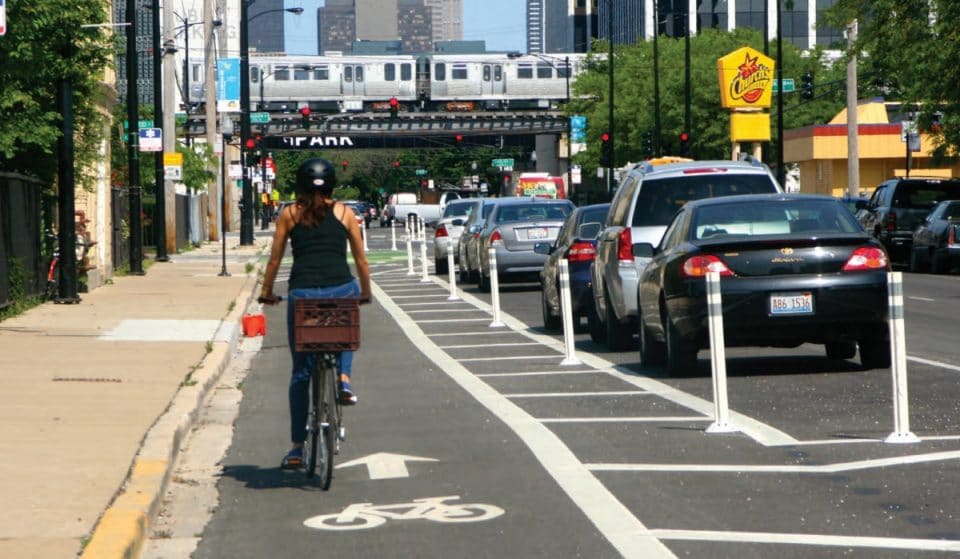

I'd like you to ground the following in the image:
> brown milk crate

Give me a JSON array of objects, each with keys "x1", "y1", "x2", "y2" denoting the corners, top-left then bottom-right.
[{"x1": 293, "y1": 298, "x2": 360, "y2": 352}]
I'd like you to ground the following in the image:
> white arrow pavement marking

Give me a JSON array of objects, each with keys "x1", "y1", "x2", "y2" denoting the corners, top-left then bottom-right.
[{"x1": 336, "y1": 453, "x2": 438, "y2": 480}]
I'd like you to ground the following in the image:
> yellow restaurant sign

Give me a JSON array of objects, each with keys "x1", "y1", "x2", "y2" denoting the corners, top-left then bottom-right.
[{"x1": 717, "y1": 47, "x2": 775, "y2": 109}]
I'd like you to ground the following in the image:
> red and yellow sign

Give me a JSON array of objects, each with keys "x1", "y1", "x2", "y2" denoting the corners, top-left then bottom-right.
[{"x1": 717, "y1": 47, "x2": 775, "y2": 109}]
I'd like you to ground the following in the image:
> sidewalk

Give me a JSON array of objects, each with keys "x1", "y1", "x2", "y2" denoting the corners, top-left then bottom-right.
[{"x1": 0, "y1": 233, "x2": 270, "y2": 559}]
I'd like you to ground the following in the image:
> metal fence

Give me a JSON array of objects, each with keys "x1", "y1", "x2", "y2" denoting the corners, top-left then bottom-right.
[{"x1": 0, "y1": 173, "x2": 44, "y2": 308}]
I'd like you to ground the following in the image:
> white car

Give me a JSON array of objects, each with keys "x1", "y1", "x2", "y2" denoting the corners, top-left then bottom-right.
[{"x1": 433, "y1": 198, "x2": 479, "y2": 275}]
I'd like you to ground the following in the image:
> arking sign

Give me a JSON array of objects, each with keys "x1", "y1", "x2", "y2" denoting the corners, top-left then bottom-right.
[{"x1": 717, "y1": 47, "x2": 775, "y2": 109}]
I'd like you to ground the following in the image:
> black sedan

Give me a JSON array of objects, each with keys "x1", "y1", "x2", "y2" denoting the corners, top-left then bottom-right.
[
  {"x1": 635, "y1": 194, "x2": 891, "y2": 375},
  {"x1": 910, "y1": 199, "x2": 960, "y2": 274}
]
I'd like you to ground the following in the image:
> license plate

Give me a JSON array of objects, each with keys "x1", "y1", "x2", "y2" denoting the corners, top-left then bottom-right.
[
  {"x1": 769, "y1": 292, "x2": 813, "y2": 315},
  {"x1": 526, "y1": 227, "x2": 548, "y2": 240}
]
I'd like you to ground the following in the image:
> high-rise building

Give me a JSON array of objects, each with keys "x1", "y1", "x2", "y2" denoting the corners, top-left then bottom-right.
[
  {"x1": 319, "y1": 0, "x2": 448, "y2": 54},
  {"x1": 356, "y1": 0, "x2": 399, "y2": 40},
  {"x1": 423, "y1": 0, "x2": 463, "y2": 43},
  {"x1": 247, "y1": 0, "x2": 287, "y2": 54},
  {"x1": 528, "y1": 0, "x2": 593, "y2": 54},
  {"x1": 319, "y1": 0, "x2": 357, "y2": 53},
  {"x1": 399, "y1": 0, "x2": 434, "y2": 53}
]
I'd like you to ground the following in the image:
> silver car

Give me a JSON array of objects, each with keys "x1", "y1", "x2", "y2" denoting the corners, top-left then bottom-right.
[
  {"x1": 433, "y1": 198, "x2": 479, "y2": 275},
  {"x1": 475, "y1": 197, "x2": 575, "y2": 292},
  {"x1": 458, "y1": 198, "x2": 501, "y2": 284}
]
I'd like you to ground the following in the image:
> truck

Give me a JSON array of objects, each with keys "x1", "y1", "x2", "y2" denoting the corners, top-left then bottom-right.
[
  {"x1": 383, "y1": 191, "x2": 463, "y2": 228},
  {"x1": 515, "y1": 173, "x2": 566, "y2": 199}
]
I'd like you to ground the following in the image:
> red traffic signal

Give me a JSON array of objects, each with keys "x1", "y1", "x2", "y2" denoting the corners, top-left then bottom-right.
[
  {"x1": 299, "y1": 106, "x2": 311, "y2": 118},
  {"x1": 341, "y1": 159, "x2": 348, "y2": 170},
  {"x1": 455, "y1": 134, "x2": 463, "y2": 142},
  {"x1": 393, "y1": 160, "x2": 401, "y2": 168},
  {"x1": 388, "y1": 96, "x2": 399, "y2": 108},
  {"x1": 600, "y1": 132, "x2": 610, "y2": 142},
  {"x1": 245, "y1": 138, "x2": 256, "y2": 149},
  {"x1": 680, "y1": 131, "x2": 690, "y2": 143}
]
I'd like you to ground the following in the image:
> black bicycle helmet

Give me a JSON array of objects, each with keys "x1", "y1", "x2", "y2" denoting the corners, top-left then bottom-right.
[{"x1": 295, "y1": 158, "x2": 337, "y2": 194}]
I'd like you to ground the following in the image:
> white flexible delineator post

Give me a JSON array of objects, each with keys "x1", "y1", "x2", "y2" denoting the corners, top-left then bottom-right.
[
  {"x1": 390, "y1": 219, "x2": 397, "y2": 251},
  {"x1": 705, "y1": 271, "x2": 738, "y2": 434},
  {"x1": 488, "y1": 247, "x2": 505, "y2": 328},
  {"x1": 406, "y1": 234, "x2": 415, "y2": 275},
  {"x1": 558, "y1": 259, "x2": 581, "y2": 366},
  {"x1": 447, "y1": 249, "x2": 459, "y2": 301},
  {"x1": 885, "y1": 271, "x2": 919, "y2": 444},
  {"x1": 420, "y1": 238, "x2": 430, "y2": 283},
  {"x1": 362, "y1": 224, "x2": 368, "y2": 252}
]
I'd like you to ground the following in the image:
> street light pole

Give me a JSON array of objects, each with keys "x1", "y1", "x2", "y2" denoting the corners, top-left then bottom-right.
[
  {"x1": 652, "y1": 0, "x2": 662, "y2": 157},
  {"x1": 126, "y1": 0, "x2": 144, "y2": 275},
  {"x1": 150, "y1": 0, "x2": 168, "y2": 262},
  {"x1": 603, "y1": 0, "x2": 614, "y2": 197},
  {"x1": 239, "y1": 0, "x2": 253, "y2": 245},
  {"x1": 564, "y1": 55, "x2": 573, "y2": 200},
  {"x1": 219, "y1": 116, "x2": 233, "y2": 277}
]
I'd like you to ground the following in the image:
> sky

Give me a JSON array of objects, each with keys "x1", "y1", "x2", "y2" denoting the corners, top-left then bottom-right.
[{"x1": 284, "y1": 0, "x2": 526, "y2": 55}]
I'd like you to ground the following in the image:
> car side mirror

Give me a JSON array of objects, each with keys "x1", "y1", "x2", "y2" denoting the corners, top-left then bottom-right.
[
  {"x1": 533, "y1": 242, "x2": 553, "y2": 255},
  {"x1": 468, "y1": 224, "x2": 481, "y2": 234},
  {"x1": 578, "y1": 222, "x2": 602, "y2": 239},
  {"x1": 855, "y1": 200, "x2": 868, "y2": 211},
  {"x1": 632, "y1": 242, "x2": 655, "y2": 258}
]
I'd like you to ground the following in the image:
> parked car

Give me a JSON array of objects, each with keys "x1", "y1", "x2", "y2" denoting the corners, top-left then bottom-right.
[
  {"x1": 591, "y1": 158, "x2": 783, "y2": 350},
  {"x1": 433, "y1": 198, "x2": 481, "y2": 275},
  {"x1": 475, "y1": 197, "x2": 575, "y2": 292},
  {"x1": 535, "y1": 203, "x2": 609, "y2": 331},
  {"x1": 341, "y1": 201, "x2": 366, "y2": 229},
  {"x1": 856, "y1": 177, "x2": 960, "y2": 267},
  {"x1": 910, "y1": 199, "x2": 960, "y2": 273},
  {"x1": 635, "y1": 194, "x2": 891, "y2": 375},
  {"x1": 457, "y1": 198, "x2": 502, "y2": 284}
]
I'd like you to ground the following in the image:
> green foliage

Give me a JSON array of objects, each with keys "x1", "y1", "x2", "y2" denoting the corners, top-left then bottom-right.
[
  {"x1": 0, "y1": 0, "x2": 116, "y2": 187},
  {"x1": 0, "y1": 257, "x2": 43, "y2": 322},
  {"x1": 826, "y1": 1, "x2": 960, "y2": 160},
  {"x1": 570, "y1": 27, "x2": 844, "y2": 172},
  {"x1": 178, "y1": 142, "x2": 217, "y2": 193}
]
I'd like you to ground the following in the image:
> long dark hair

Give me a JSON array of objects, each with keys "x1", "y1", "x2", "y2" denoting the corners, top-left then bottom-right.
[{"x1": 295, "y1": 190, "x2": 334, "y2": 227}]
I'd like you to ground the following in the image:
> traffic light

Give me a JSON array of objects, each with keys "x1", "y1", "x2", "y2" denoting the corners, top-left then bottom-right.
[
  {"x1": 455, "y1": 133, "x2": 464, "y2": 147},
  {"x1": 642, "y1": 131, "x2": 654, "y2": 158},
  {"x1": 389, "y1": 96, "x2": 399, "y2": 118},
  {"x1": 299, "y1": 106, "x2": 311, "y2": 127},
  {"x1": 801, "y1": 72, "x2": 814, "y2": 100},
  {"x1": 599, "y1": 132, "x2": 611, "y2": 166},
  {"x1": 393, "y1": 160, "x2": 401, "y2": 168},
  {"x1": 245, "y1": 136, "x2": 260, "y2": 165},
  {"x1": 679, "y1": 131, "x2": 690, "y2": 155},
  {"x1": 341, "y1": 159, "x2": 348, "y2": 172}
]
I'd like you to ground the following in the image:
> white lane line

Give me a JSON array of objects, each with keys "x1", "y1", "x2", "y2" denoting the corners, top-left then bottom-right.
[
  {"x1": 649, "y1": 529, "x2": 960, "y2": 552},
  {"x1": 440, "y1": 342, "x2": 543, "y2": 349},
  {"x1": 390, "y1": 295, "x2": 452, "y2": 299},
  {"x1": 907, "y1": 296, "x2": 935, "y2": 302},
  {"x1": 505, "y1": 391, "x2": 650, "y2": 398},
  {"x1": 586, "y1": 449, "x2": 960, "y2": 474},
  {"x1": 407, "y1": 309, "x2": 482, "y2": 314},
  {"x1": 419, "y1": 318, "x2": 492, "y2": 324},
  {"x1": 459, "y1": 354, "x2": 560, "y2": 362},
  {"x1": 908, "y1": 355, "x2": 960, "y2": 373},
  {"x1": 420, "y1": 276, "x2": 797, "y2": 447},
  {"x1": 399, "y1": 302, "x2": 471, "y2": 307},
  {"x1": 427, "y1": 330, "x2": 521, "y2": 337},
  {"x1": 382, "y1": 288, "x2": 446, "y2": 293},
  {"x1": 373, "y1": 283, "x2": 676, "y2": 559},
  {"x1": 476, "y1": 369, "x2": 601, "y2": 377},
  {"x1": 539, "y1": 417, "x2": 709, "y2": 423}
]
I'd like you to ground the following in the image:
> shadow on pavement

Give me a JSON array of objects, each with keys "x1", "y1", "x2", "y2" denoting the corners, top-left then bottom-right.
[{"x1": 219, "y1": 464, "x2": 328, "y2": 492}]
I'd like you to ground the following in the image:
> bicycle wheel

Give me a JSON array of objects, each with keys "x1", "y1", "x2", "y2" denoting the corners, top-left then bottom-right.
[
  {"x1": 304, "y1": 365, "x2": 320, "y2": 478},
  {"x1": 317, "y1": 356, "x2": 338, "y2": 490}
]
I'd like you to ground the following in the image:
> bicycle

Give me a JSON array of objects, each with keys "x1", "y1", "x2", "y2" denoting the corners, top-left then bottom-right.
[
  {"x1": 44, "y1": 225, "x2": 96, "y2": 300},
  {"x1": 260, "y1": 295, "x2": 360, "y2": 489}
]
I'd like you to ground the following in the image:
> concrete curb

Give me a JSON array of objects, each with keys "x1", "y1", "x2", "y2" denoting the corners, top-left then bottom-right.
[{"x1": 80, "y1": 251, "x2": 264, "y2": 559}]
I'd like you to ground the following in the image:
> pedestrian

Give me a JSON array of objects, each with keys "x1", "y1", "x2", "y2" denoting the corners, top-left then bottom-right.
[{"x1": 259, "y1": 158, "x2": 372, "y2": 469}]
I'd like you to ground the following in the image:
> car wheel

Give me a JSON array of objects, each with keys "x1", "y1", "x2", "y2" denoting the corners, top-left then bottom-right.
[
  {"x1": 604, "y1": 292, "x2": 634, "y2": 351},
  {"x1": 541, "y1": 282, "x2": 561, "y2": 331},
  {"x1": 859, "y1": 334, "x2": 891, "y2": 370},
  {"x1": 638, "y1": 310, "x2": 666, "y2": 367},
  {"x1": 587, "y1": 302, "x2": 606, "y2": 344},
  {"x1": 435, "y1": 257, "x2": 448, "y2": 275},
  {"x1": 665, "y1": 310, "x2": 697, "y2": 375},
  {"x1": 825, "y1": 340, "x2": 857, "y2": 360}
]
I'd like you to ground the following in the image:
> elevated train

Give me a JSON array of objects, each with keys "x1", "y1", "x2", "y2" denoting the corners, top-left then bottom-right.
[{"x1": 193, "y1": 52, "x2": 588, "y2": 114}]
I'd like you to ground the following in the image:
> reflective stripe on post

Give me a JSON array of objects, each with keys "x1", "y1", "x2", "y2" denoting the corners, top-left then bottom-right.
[
  {"x1": 488, "y1": 247, "x2": 505, "y2": 327},
  {"x1": 447, "y1": 249, "x2": 459, "y2": 301},
  {"x1": 885, "y1": 271, "x2": 919, "y2": 443},
  {"x1": 705, "y1": 271, "x2": 738, "y2": 434},
  {"x1": 558, "y1": 259, "x2": 581, "y2": 366}
]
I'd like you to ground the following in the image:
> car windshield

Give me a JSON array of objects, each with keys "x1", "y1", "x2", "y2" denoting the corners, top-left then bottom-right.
[
  {"x1": 691, "y1": 199, "x2": 862, "y2": 240},
  {"x1": 495, "y1": 203, "x2": 571, "y2": 223},
  {"x1": 443, "y1": 201, "x2": 475, "y2": 217},
  {"x1": 944, "y1": 202, "x2": 960, "y2": 220},
  {"x1": 891, "y1": 181, "x2": 960, "y2": 210},
  {"x1": 633, "y1": 174, "x2": 778, "y2": 227}
]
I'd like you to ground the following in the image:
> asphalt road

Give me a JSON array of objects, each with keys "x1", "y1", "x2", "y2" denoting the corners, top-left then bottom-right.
[{"x1": 190, "y1": 224, "x2": 960, "y2": 559}]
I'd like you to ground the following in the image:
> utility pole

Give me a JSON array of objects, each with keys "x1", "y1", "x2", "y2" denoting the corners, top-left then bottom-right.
[
  {"x1": 652, "y1": 0, "x2": 661, "y2": 157},
  {"x1": 606, "y1": 0, "x2": 614, "y2": 197},
  {"x1": 205, "y1": 0, "x2": 219, "y2": 242},
  {"x1": 847, "y1": 20, "x2": 860, "y2": 198},
  {"x1": 126, "y1": 0, "x2": 144, "y2": 275},
  {"x1": 162, "y1": 0, "x2": 177, "y2": 254},
  {"x1": 239, "y1": 0, "x2": 254, "y2": 245},
  {"x1": 776, "y1": 0, "x2": 785, "y2": 187},
  {"x1": 151, "y1": 0, "x2": 168, "y2": 261}
]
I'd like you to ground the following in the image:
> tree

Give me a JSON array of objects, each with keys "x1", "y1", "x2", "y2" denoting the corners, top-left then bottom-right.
[
  {"x1": 0, "y1": 1, "x2": 114, "y2": 187},
  {"x1": 827, "y1": 1, "x2": 960, "y2": 159}
]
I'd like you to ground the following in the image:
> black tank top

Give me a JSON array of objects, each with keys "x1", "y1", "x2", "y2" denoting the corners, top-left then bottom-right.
[{"x1": 288, "y1": 207, "x2": 353, "y2": 290}]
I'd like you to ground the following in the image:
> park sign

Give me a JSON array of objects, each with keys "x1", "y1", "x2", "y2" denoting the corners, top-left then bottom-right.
[{"x1": 717, "y1": 47, "x2": 775, "y2": 109}]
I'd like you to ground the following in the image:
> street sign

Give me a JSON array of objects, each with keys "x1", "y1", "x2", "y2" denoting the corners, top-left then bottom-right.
[
  {"x1": 772, "y1": 78, "x2": 795, "y2": 93},
  {"x1": 217, "y1": 58, "x2": 241, "y2": 112},
  {"x1": 570, "y1": 115, "x2": 586, "y2": 142},
  {"x1": 250, "y1": 112, "x2": 270, "y2": 124},
  {"x1": 415, "y1": 169, "x2": 428, "y2": 176},
  {"x1": 123, "y1": 119, "x2": 154, "y2": 130},
  {"x1": 164, "y1": 166, "x2": 182, "y2": 180},
  {"x1": 139, "y1": 128, "x2": 162, "y2": 152},
  {"x1": 492, "y1": 158, "x2": 514, "y2": 168}
]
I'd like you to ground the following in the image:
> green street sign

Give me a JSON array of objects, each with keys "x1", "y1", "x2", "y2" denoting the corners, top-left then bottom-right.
[
  {"x1": 492, "y1": 158, "x2": 515, "y2": 168},
  {"x1": 122, "y1": 119, "x2": 154, "y2": 130},
  {"x1": 773, "y1": 78, "x2": 795, "y2": 93},
  {"x1": 415, "y1": 169, "x2": 428, "y2": 176},
  {"x1": 250, "y1": 112, "x2": 271, "y2": 124}
]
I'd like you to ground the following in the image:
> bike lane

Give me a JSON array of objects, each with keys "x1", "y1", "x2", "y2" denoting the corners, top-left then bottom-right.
[{"x1": 194, "y1": 262, "x2": 633, "y2": 558}]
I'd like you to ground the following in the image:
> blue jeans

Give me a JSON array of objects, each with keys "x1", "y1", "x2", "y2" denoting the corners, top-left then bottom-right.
[{"x1": 286, "y1": 280, "x2": 360, "y2": 444}]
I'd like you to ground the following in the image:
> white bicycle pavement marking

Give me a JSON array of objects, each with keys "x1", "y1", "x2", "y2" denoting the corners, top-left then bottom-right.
[{"x1": 304, "y1": 496, "x2": 505, "y2": 531}]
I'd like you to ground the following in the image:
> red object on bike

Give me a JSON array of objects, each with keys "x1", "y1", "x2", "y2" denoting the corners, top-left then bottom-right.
[{"x1": 242, "y1": 313, "x2": 266, "y2": 337}]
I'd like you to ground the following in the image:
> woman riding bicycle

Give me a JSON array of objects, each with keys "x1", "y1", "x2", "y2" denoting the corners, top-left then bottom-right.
[{"x1": 260, "y1": 158, "x2": 372, "y2": 469}]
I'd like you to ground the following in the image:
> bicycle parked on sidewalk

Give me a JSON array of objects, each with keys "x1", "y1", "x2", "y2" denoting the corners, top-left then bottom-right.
[{"x1": 259, "y1": 296, "x2": 360, "y2": 489}]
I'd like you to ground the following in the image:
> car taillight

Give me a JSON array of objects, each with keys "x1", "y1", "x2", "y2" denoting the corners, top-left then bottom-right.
[
  {"x1": 567, "y1": 241, "x2": 596, "y2": 263},
  {"x1": 885, "y1": 211, "x2": 897, "y2": 232},
  {"x1": 435, "y1": 224, "x2": 449, "y2": 238},
  {"x1": 842, "y1": 246, "x2": 889, "y2": 271},
  {"x1": 616, "y1": 228, "x2": 633, "y2": 261},
  {"x1": 949, "y1": 225, "x2": 958, "y2": 248},
  {"x1": 490, "y1": 229, "x2": 502, "y2": 245},
  {"x1": 680, "y1": 255, "x2": 733, "y2": 278}
]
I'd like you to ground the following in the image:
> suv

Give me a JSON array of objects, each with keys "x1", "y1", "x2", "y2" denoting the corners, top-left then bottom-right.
[
  {"x1": 590, "y1": 158, "x2": 783, "y2": 350},
  {"x1": 856, "y1": 177, "x2": 960, "y2": 267}
]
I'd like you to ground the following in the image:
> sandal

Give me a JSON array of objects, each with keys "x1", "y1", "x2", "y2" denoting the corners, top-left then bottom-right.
[
  {"x1": 339, "y1": 380, "x2": 358, "y2": 406},
  {"x1": 281, "y1": 446, "x2": 303, "y2": 469}
]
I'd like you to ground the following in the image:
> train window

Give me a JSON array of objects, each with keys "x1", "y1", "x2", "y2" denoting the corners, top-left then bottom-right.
[
  {"x1": 494, "y1": 65, "x2": 503, "y2": 81},
  {"x1": 275, "y1": 67, "x2": 290, "y2": 81},
  {"x1": 435, "y1": 63, "x2": 446, "y2": 81},
  {"x1": 356, "y1": 66, "x2": 364, "y2": 82},
  {"x1": 313, "y1": 66, "x2": 329, "y2": 80},
  {"x1": 344, "y1": 66, "x2": 353, "y2": 82},
  {"x1": 452, "y1": 64, "x2": 468, "y2": 79},
  {"x1": 518, "y1": 64, "x2": 533, "y2": 79},
  {"x1": 483, "y1": 65, "x2": 491, "y2": 81},
  {"x1": 557, "y1": 63, "x2": 570, "y2": 79},
  {"x1": 294, "y1": 67, "x2": 309, "y2": 80},
  {"x1": 385, "y1": 64, "x2": 396, "y2": 81},
  {"x1": 401, "y1": 63, "x2": 412, "y2": 81},
  {"x1": 537, "y1": 63, "x2": 552, "y2": 79}
]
